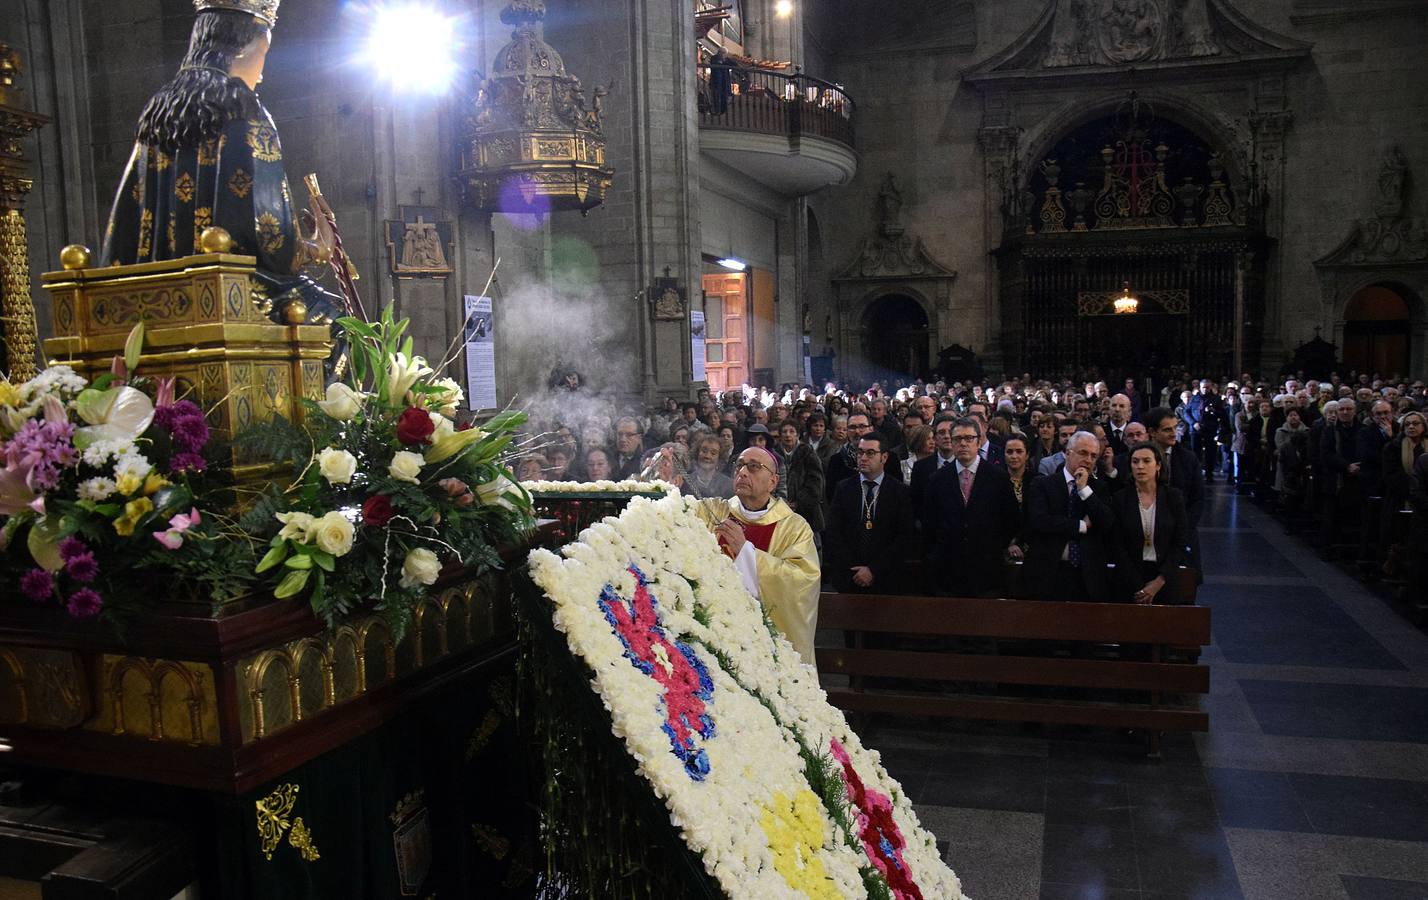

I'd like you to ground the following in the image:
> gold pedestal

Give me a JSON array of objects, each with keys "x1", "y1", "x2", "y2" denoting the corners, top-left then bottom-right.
[{"x1": 41, "y1": 250, "x2": 330, "y2": 478}]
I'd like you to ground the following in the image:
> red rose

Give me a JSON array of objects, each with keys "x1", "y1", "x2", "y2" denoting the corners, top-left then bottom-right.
[
  {"x1": 362, "y1": 494, "x2": 394, "y2": 527},
  {"x1": 396, "y1": 406, "x2": 435, "y2": 445},
  {"x1": 456, "y1": 420, "x2": 474, "y2": 432}
]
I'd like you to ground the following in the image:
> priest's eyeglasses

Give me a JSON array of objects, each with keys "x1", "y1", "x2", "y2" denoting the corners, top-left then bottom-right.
[{"x1": 733, "y1": 460, "x2": 773, "y2": 474}]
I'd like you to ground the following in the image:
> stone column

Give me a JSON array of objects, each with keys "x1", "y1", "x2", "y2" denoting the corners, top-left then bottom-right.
[
  {"x1": 0, "y1": 45, "x2": 50, "y2": 381},
  {"x1": 977, "y1": 122, "x2": 1022, "y2": 377},
  {"x1": 1248, "y1": 104, "x2": 1293, "y2": 373}
]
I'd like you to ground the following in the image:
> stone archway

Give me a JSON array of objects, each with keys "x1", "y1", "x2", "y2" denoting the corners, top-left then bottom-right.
[
  {"x1": 859, "y1": 292, "x2": 931, "y2": 384},
  {"x1": 1337, "y1": 281, "x2": 1425, "y2": 379}
]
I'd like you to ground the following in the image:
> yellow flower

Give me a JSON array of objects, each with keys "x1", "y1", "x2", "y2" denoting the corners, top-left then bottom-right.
[
  {"x1": 0, "y1": 379, "x2": 19, "y2": 408},
  {"x1": 143, "y1": 473, "x2": 169, "y2": 496},
  {"x1": 424, "y1": 427, "x2": 484, "y2": 465},
  {"x1": 758, "y1": 791, "x2": 839, "y2": 900},
  {"x1": 113, "y1": 497, "x2": 154, "y2": 536},
  {"x1": 115, "y1": 472, "x2": 144, "y2": 496}
]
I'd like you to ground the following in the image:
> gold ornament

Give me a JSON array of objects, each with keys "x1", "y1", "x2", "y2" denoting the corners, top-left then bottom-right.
[
  {"x1": 59, "y1": 244, "x2": 91, "y2": 270},
  {"x1": 282, "y1": 299, "x2": 307, "y2": 324},
  {"x1": 198, "y1": 226, "x2": 234, "y2": 253},
  {"x1": 193, "y1": 0, "x2": 279, "y2": 27}
]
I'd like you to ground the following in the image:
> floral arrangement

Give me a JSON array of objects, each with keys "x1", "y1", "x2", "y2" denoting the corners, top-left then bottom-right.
[
  {"x1": 527, "y1": 493, "x2": 962, "y2": 899},
  {"x1": 236, "y1": 304, "x2": 532, "y2": 635},
  {"x1": 2, "y1": 307, "x2": 532, "y2": 638},
  {"x1": 1, "y1": 323, "x2": 253, "y2": 621}
]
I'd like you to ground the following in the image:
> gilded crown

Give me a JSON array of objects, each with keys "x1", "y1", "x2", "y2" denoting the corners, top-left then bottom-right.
[{"x1": 193, "y1": 0, "x2": 280, "y2": 26}]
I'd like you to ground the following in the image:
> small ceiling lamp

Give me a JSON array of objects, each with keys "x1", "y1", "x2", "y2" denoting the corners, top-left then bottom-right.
[
  {"x1": 1113, "y1": 280, "x2": 1139, "y2": 315},
  {"x1": 774, "y1": 0, "x2": 794, "y2": 17}
]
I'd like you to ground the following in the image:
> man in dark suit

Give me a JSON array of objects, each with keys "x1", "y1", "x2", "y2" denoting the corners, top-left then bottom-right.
[
  {"x1": 826, "y1": 412, "x2": 901, "y2": 503},
  {"x1": 965, "y1": 402, "x2": 1006, "y2": 468},
  {"x1": 1146, "y1": 407, "x2": 1204, "y2": 528},
  {"x1": 824, "y1": 434, "x2": 917, "y2": 594},
  {"x1": 909, "y1": 413, "x2": 957, "y2": 528},
  {"x1": 925, "y1": 418, "x2": 1020, "y2": 597},
  {"x1": 1106, "y1": 393, "x2": 1135, "y2": 456},
  {"x1": 1023, "y1": 431, "x2": 1117, "y2": 601}
]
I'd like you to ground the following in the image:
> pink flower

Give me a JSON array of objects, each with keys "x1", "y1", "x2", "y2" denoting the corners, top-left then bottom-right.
[
  {"x1": 153, "y1": 507, "x2": 201, "y2": 550},
  {"x1": 110, "y1": 356, "x2": 127, "y2": 384},
  {"x1": 155, "y1": 377, "x2": 176, "y2": 408},
  {"x1": 42, "y1": 395, "x2": 67, "y2": 425},
  {"x1": 0, "y1": 452, "x2": 39, "y2": 516}
]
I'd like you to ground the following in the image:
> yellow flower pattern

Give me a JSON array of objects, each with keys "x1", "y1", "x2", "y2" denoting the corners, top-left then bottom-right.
[
  {"x1": 256, "y1": 212, "x2": 285, "y2": 255},
  {"x1": 759, "y1": 791, "x2": 840, "y2": 900},
  {"x1": 228, "y1": 168, "x2": 253, "y2": 199},
  {"x1": 137, "y1": 209, "x2": 154, "y2": 258},
  {"x1": 193, "y1": 206, "x2": 213, "y2": 245},
  {"x1": 246, "y1": 121, "x2": 282, "y2": 163},
  {"x1": 174, "y1": 171, "x2": 195, "y2": 203}
]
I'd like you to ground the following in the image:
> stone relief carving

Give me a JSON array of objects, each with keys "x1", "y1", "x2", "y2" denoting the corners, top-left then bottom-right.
[
  {"x1": 1046, "y1": 0, "x2": 1221, "y2": 67},
  {"x1": 1317, "y1": 146, "x2": 1428, "y2": 266}
]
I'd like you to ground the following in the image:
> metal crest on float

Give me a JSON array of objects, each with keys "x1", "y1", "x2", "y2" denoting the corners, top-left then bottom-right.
[{"x1": 458, "y1": 0, "x2": 613, "y2": 214}]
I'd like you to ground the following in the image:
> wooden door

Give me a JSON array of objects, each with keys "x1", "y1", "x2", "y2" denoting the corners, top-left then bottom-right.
[{"x1": 702, "y1": 273, "x2": 747, "y2": 390}]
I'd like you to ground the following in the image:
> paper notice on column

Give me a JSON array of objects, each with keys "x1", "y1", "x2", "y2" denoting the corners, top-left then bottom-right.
[
  {"x1": 463, "y1": 295, "x2": 497, "y2": 411},
  {"x1": 690, "y1": 310, "x2": 706, "y2": 382}
]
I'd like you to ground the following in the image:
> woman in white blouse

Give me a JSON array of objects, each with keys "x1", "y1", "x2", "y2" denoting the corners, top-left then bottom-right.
[{"x1": 1111, "y1": 443, "x2": 1191, "y2": 604}]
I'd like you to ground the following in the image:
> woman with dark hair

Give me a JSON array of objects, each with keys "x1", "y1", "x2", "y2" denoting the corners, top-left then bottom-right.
[
  {"x1": 1110, "y1": 442, "x2": 1191, "y2": 605},
  {"x1": 102, "y1": 1, "x2": 334, "y2": 320}
]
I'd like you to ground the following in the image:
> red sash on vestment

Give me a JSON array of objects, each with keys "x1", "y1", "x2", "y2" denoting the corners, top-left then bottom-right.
[{"x1": 718, "y1": 520, "x2": 777, "y2": 557}]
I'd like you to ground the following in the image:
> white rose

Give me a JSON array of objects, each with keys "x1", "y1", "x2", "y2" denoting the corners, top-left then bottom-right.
[
  {"x1": 317, "y1": 447, "x2": 357, "y2": 484},
  {"x1": 428, "y1": 411, "x2": 456, "y2": 442},
  {"x1": 399, "y1": 546, "x2": 441, "y2": 589},
  {"x1": 275, "y1": 511, "x2": 316, "y2": 542},
  {"x1": 311, "y1": 510, "x2": 355, "y2": 557},
  {"x1": 317, "y1": 383, "x2": 364, "y2": 421},
  {"x1": 388, "y1": 450, "x2": 425, "y2": 484}
]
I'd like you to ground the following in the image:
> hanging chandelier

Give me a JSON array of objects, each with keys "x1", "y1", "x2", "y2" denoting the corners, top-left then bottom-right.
[{"x1": 1113, "y1": 281, "x2": 1139, "y2": 314}]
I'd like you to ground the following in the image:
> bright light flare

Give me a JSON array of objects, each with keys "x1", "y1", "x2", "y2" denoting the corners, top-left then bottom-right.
[
  {"x1": 364, "y1": 4, "x2": 461, "y2": 94},
  {"x1": 774, "y1": 0, "x2": 794, "y2": 18},
  {"x1": 716, "y1": 258, "x2": 747, "y2": 271}
]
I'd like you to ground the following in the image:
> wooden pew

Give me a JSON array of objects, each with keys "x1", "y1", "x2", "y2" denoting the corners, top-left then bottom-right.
[{"x1": 816, "y1": 593, "x2": 1212, "y2": 756}]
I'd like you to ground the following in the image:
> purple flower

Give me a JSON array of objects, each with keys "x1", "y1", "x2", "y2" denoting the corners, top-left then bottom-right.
[
  {"x1": 65, "y1": 552, "x2": 98, "y2": 583},
  {"x1": 66, "y1": 588, "x2": 103, "y2": 619},
  {"x1": 2, "y1": 418, "x2": 77, "y2": 491},
  {"x1": 20, "y1": 568, "x2": 55, "y2": 602},
  {"x1": 59, "y1": 536, "x2": 88, "y2": 561},
  {"x1": 170, "y1": 415, "x2": 209, "y2": 451},
  {"x1": 170, "y1": 451, "x2": 207, "y2": 473}
]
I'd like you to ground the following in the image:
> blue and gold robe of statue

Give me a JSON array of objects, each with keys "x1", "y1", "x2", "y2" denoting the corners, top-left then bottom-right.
[{"x1": 102, "y1": 88, "x2": 299, "y2": 274}]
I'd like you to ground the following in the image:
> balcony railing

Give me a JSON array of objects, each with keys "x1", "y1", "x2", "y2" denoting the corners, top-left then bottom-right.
[{"x1": 697, "y1": 64, "x2": 855, "y2": 149}]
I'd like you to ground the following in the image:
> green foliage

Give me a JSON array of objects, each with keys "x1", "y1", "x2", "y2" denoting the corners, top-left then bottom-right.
[{"x1": 232, "y1": 413, "x2": 312, "y2": 471}]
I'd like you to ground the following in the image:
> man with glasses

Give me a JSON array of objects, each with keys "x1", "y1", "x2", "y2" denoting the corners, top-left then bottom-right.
[
  {"x1": 924, "y1": 418, "x2": 1019, "y2": 597},
  {"x1": 825, "y1": 412, "x2": 901, "y2": 504},
  {"x1": 909, "y1": 413, "x2": 958, "y2": 528},
  {"x1": 612, "y1": 416, "x2": 646, "y2": 480},
  {"x1": 824, "y1": 434, "x2": 915, "y2": 594},
  {"x1": 695, "y1": 447, "x2": 821, "y2": 664}
]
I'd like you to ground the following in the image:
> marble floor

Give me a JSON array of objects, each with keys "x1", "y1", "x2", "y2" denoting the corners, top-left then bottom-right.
[{"x1": 859, "y1": 485, "x2": 1428, "y2": 900}]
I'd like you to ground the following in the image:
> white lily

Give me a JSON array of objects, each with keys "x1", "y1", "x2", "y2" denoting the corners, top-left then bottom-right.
[
  {"x1": 73, "y1": 385, "x2": 155, "y2": 450},
  {"x1": 385, "y1": 352, "x2": 433, "y2": 405}
]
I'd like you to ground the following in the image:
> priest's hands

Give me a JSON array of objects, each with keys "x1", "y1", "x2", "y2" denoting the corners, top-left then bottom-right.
[
  {"x1": 850, "y1": 565, "x2": 874, "y2": 587},
  {"x1": 716, "y1": 517, "x2": 746, "y2": 557}
]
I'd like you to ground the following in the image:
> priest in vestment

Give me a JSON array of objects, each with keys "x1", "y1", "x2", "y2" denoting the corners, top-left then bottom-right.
[{"x1": 695, "y1": 446, "x2": 821, "y2": 665}]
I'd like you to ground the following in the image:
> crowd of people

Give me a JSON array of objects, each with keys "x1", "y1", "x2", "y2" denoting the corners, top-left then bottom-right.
[{"x1": 514, "y1": 370, "x2": 1428, "y2": 610}]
